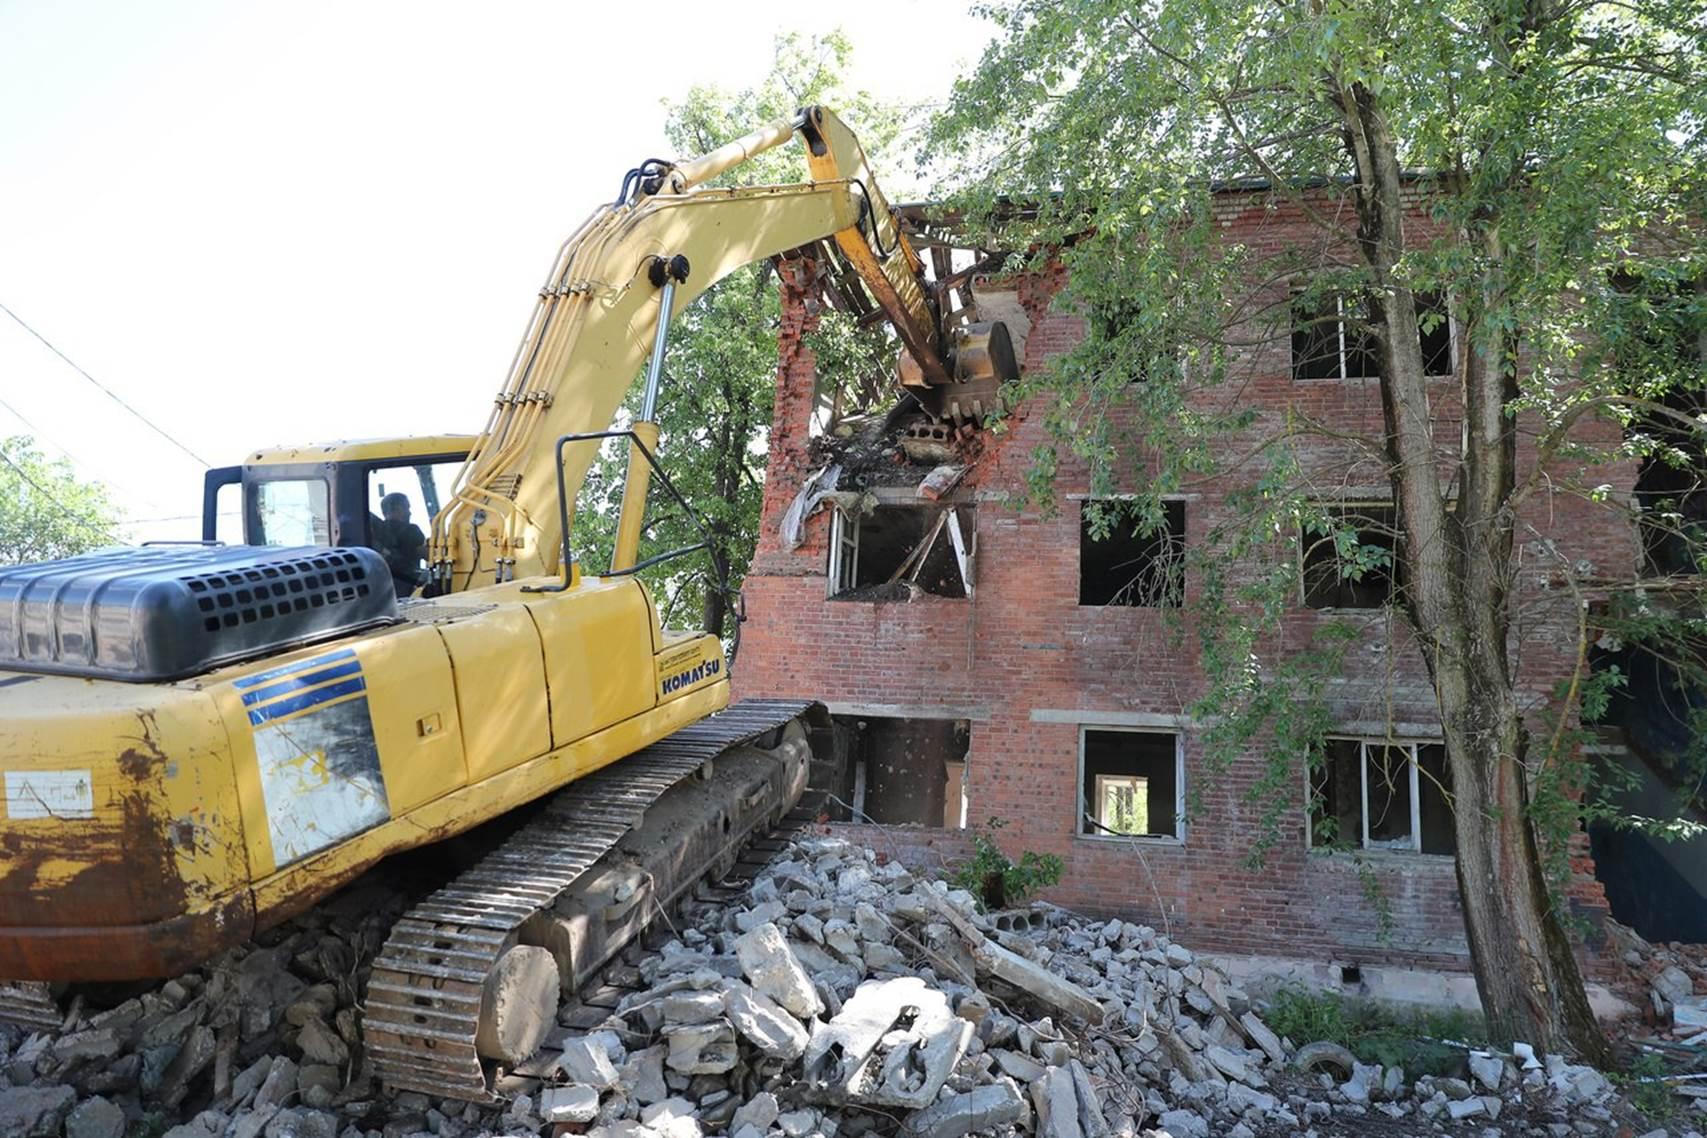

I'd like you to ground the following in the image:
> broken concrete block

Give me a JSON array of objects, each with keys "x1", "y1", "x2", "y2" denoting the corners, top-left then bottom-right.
[
  {"x1": 1446, "y1": 1097, "x2": 1487, "y2": 1121},
  {"x1": 254, "y1": 1056, "x2": 300, "y2": 1111},
  {"x1": 734, "y1": 922, "x2": 824, "y2": 1020},
  {"x1": 621, "y1": 1045, "x2": 668, "y2": 1105},
  {"x1": 1156, "y1": 1110, "x2": 1208, "y2": 1138},
  {"x1": 1654, "y1": 964, "x2": 1695, "y2": 1004},
  {"x1": 660, "y1": 989, "x2": 725, "y2": 1025},
  {"x1": 993, "y1": 1049, "x2": 1046, "y2": 1083},
  {"x1": 1468, "y1": 1051, "x2": 1504, "y2": 1092},
  {"x1": 1029, "y1": 1068, "x2": 1083, "y2": 1138},
  {"x1": 664, "y1": 1022, "x2": 738, "y2": 1075},
  {"x1": 540, "y1": 1086, "x2": 601, "y2": 1125},
  {"x1": 1069, "y1": 1060, "x2": 1110, "y2": 1138},
  {"x1": 1238, "y1": 1012, "x2": 1284, "y2": 1065},
  {"x1": 0, "y1": 1087, "x2": 77, "y2": 1138},
  {"x1": 723, "y1": 981, "x2": 809, "y2": 1060},
  {"x1": 729, "y1": 1093, "x2": 780, "y2": 1134},
  {"x1": 561, "y1": 1036, "x2": 622, "y2": 1089},
  {"x1": 900, "y1": 1080, "x2": 1028, "y2": 1138},
  {"x1": 802, "y1": 976, "x2": 972, "y2": 1108},
  {"x1": 64, "y1": 1097, "x2": 125, "y2": 1138},
  {"x1": 1203, "y1": 1044, "x2": 1255, "y2": 1085},
  {"x1": 1226, "y1": 1082, "x2": 1276, "y2": 1114},
  {"x1": 863, "y1": 942, "x2": 908, "y2": 973},
  {"x1": 639, "y1": 1098, "x2": 702, "y2": 1138}
]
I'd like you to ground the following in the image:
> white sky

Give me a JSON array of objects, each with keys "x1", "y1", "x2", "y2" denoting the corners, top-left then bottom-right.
[{"x1": 0, "y1": 1, "x2": 991, "y2": 540}]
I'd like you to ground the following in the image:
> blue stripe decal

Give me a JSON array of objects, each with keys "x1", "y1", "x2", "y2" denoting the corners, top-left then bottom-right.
[
  {"x1": 246, "y1": 677, "x2": 367, "y2": 725},
  {"x1": 241, "y1": 660, "x2": 364, "y2": 707},
  {"x1": 234, "y1": 648, "x2": 358, "y2": 690}
]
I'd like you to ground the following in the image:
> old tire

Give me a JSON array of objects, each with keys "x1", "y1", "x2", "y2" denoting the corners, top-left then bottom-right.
[
  {"x1": 1292, "y1": 1039, "x2": 1357, "y2": 1079},
  {"x1": 474, "y1": 945, "x2": 560, "y2": 1063}
]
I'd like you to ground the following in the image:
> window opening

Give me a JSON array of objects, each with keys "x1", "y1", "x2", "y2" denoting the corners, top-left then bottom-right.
[
  {"x1": 827, "y1": 505, "x2": 972, "y2": 601},
  {"x1": 254, "y1": 480, "x2": 331, "y2": 547},
  {"x1": 1309, "y1": 738, "x2": 1454, "y2": 854},
  {"x1": 1080, "y1": 728, "x2": 1181, "y2": 839},
  {"x1": 212, "y1": 480, "x2": 243, "y2": 545},
  {"x1": 1292, "y1": 291, "x2": 1453, "y2": 380},
  {"x1": 1301, "y1": 501, "x2": 1399, "y2": 609},
  {"x1": 1080, "y1": 498, "x2": 1186, "y2": 607},
  {"x1": 830, "y1": 715, "x2": 970, "y2": 828}
]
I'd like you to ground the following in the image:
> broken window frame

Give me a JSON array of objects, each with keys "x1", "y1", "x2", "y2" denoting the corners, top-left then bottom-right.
[
  {"x1": 1077, "y1": 496, "x2": 1187, "y2": 608},
  {"x1": 1076, "y1": 725, "x2": 1185, "y2": 843},
  {"x1": 829, "y1": 507, "x2": 860, "y2": 596},
  {"x1": 1290, "y1": 290, "x2": 1455, "y2": 381},
  {"x1": 1306, "y1": 737, "x2": 1455, "y2": 856},
  {"x1": 826, "y1": 502, "x2": 974, "y2": 601}
]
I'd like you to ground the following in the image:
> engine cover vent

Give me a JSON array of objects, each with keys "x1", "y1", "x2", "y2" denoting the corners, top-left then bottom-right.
[{"x1": 0, "y1": 545, "x2": 398, "y2": 682}]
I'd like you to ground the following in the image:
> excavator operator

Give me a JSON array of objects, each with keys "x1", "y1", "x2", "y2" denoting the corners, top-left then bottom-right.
[{"x1": 372, "y1": 491, "x2": 427, "y2": 597}]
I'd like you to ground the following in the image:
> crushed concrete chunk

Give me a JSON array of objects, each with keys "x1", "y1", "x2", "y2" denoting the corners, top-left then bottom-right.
[
  {"x1": 735, "y1": 922, "x2": 825, "y2": 1020},
  {"x1": 561, "y1": 1036, "x2": 621, "y2": 1089},
  {"x1": 1029, "y1": 1068, "x2": 1082, "y2": 1138},
  {"x1": 664, "y1": 1022, "x2": 738, "y2": 1075},
  {"x1": 729, "y1": 1093, "x2": 780, "y2": 1134},
  {"x1": 900, "y1": 1081, "x2": 1028, "y2": 1138},
  {"x1": 802, "y1": 976, "x2": 971, "y2": 1108},
  {"x1": 540, "y1": 1086, "x2": 601, "y2": 1124},
  {"x1": 723, "y1": 980, "x2": 809, "y2": 1060},
  {"x1": 1155, "y1": 1109, "x2": 1207, "y2": 1138}
]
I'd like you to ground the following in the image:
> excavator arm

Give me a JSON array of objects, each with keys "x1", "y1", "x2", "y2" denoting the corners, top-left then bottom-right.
[{"x1": 431, "y1": 106, "x2": 1010, "y2": 589}]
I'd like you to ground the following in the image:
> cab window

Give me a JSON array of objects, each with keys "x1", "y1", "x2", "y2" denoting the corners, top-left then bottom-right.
[
  {"x1": 254, "y1": 479, "x2": 331, "y2": 546},
  {"x1": 365, "y1": 460, "x2": 463, "y2": 597},
  {"x1": 366, "y1": 461, "x2": 464, "y2": 536}
]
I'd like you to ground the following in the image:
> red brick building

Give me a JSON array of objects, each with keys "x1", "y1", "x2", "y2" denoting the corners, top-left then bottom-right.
[{"x1": 733, "y1": 187, "x2": 1639, "y2": 1001}]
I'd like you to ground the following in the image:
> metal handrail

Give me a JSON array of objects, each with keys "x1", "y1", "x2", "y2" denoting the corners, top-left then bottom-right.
[{"x1": 521, "y1": 429, "x2": 712, "y2": 594}]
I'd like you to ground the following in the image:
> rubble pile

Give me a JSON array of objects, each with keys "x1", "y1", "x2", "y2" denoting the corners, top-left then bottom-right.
[
  {"x1": 0, "y1": 837, "x2": 1698, "y2": 1138},
  {"x1": 1609, "y1": 920, "x2": 1707, "y2": 1044},
  {"x1": 517, "y1": 838, "x2": 1688, "y2": 1138},
  {"x1": 0, "y1": 880, "x2": 435, "y2": 1138}
]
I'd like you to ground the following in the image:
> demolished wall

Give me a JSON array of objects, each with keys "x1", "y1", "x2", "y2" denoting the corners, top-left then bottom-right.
[{"x1": 737, "y1": 189, "x2": 1633, "y2": 980}]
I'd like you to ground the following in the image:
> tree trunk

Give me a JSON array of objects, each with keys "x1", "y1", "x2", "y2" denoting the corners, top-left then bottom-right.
[{"x1": 1339, "y1": 81, "x2": 1610, "y2": 1063}]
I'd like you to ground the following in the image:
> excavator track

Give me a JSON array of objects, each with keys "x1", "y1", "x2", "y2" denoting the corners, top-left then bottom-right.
[
  {"x1": 362, "y1": 698, "x2": 819, "y2": 1101},
  {"x1": 0, "y1": 982, "x2": 62, "y2": 1032}
]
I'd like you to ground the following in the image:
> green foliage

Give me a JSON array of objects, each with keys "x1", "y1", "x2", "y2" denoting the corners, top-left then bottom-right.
[
  {"x1": 0, "y1": 435, "x2": 120, "y2": 564},
  {"x1": 930, "y1": 0, "x2": 1704, "y2": 1048},
  {"x1": 1613, "y1": 1050, "x2": 1678, "y2": 1121},
  {"x1": 573, "y1": 33, "x2": 903, "y2": 639},
  {"x1": 952, "y1": 818, "x2": 1065, "y2": 909},
  {"x1": 1262, "y1": 985, "x2": 1487, "y2": 1076}
]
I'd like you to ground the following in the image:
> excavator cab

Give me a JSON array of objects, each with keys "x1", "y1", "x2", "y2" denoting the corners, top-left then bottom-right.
[{"x1": 200, "y1": 437, "x2": 474, "y2": 592}]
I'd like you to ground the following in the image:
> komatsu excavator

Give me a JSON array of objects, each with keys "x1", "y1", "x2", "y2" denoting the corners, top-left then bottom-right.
[{"x1": 0, "y1": 107, "x2": 1015, "y2": 1099}]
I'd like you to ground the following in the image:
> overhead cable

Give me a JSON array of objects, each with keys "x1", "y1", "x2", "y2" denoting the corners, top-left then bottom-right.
[{"x1": 0, "y1": 299, "x2": 210, "y2": 466}]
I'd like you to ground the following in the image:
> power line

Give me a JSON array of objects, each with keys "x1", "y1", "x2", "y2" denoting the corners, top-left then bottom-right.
[
  {"x1": 0, "y1": 299, "x2": 210, "y2": 467},
  {"x1": 0, "y1": 444, "x2": 119, "y2": 544}
]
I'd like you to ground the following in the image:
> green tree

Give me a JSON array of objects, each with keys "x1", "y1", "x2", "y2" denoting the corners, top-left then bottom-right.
[
  {"x1": 933, "y1": 0, "x2": 1704, "y2": 1060},
  {"x1": 575, "y1": 33, "x2": 903, "y2": 638},
  {"x1": 0, "y1": 436, "x2": 121, "y2": 563}
]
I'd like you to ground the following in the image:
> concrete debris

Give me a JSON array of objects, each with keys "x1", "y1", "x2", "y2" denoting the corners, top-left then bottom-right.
[
  {"x1": 0, "y1": 834, "x2": 1680, "y2": 1138},
  {"x1": 733, "y1": 923, "x2": 823, "y2": 1020},
  {"x1": 539, "y1": 1085, "x2": 600, "y2": 1124},
  {"x1": 900, "y1": 1080, "x2": 1027, "y2": 1138}
]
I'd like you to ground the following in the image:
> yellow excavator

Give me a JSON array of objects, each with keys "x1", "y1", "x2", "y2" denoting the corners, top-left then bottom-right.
[{"x1": 0, "y1": 107, "x2": 1015, "y2": 1099}]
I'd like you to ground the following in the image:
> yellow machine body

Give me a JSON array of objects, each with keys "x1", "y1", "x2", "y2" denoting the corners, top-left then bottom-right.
[
  {"x1": 0, "y1": 105, "x2": 1009, "y2": 990},
  {"x1": 3, "y1": 405, "x2": 743, "y2": 985},
  {"x1": 0, "y1": 575, "x2": 726, "y2": 982}
]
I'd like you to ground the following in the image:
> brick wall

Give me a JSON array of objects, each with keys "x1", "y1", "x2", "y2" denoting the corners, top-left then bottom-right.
[{"x1": 736, "y1": 191, "x2": 1636, "y2": 976}]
